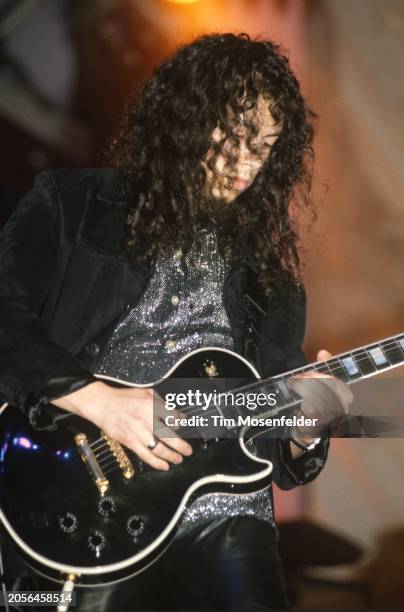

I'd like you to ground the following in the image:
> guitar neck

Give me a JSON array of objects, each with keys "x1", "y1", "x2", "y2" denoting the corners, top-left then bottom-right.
[
  {"x1": 230, "y1": 332, "x2": 404, "y2": 419},
  {"x1": 283, "y1": 332, "x2": 404, "y2": 383}
]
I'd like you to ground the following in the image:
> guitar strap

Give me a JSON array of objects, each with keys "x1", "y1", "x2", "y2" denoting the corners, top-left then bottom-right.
[{"x1": 243, "y1": 264, "x2": 267, "y2": 367}]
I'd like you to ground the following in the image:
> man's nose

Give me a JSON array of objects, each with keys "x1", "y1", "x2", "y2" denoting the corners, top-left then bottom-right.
[{"x1": 239, "y1": 140, "x2": 262, "y2": 168}]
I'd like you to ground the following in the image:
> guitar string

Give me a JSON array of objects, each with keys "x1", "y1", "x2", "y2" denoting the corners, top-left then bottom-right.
[
  {"x1": 89, "y1": 441, "x2": 110, "y2": 453},
  {"x1": 232, "y1": 340, "x2": 404, "y2": 393},
  {"x1": 97, "y1": 457, "x2": 117, "y2": 469},
  {"x1": 96, "y1": 398, "x2": 332, "y2": 472},
  {"x1": 103, "y1": 465, "x2": 122, "y2": 476},
  {"x1": 90, "y1": 440, "x2": 108, "y2": 452},
  {"x1": 89, "y1": 340, "x2": 404, "y2": 450},
  {"x1": 96, "y1": 408, "x2": 327, "y2": 478},
  {"x1": 87, "y1": 338, "x2": 404, "y2": 450},
  {"x1": 203, "y1": 341, "x2": 404, "y2": 401},
  {"x1": 93, "y1": 447, "x2": 110, "y2": 458},
  {"x1": 92, "y1": 339, "x2": 404, "y2": 424},
  {"x1": 78, "y1": 339, "x2": 404, "y2": 480},
  {"x1": 149, "y1": 342, "x2": 404, "y2": 423}
]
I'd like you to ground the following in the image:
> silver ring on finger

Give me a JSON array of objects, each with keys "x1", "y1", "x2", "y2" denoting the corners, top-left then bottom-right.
[{"x1": 147, "y1": 435, "x2": 159, "y2": 451}]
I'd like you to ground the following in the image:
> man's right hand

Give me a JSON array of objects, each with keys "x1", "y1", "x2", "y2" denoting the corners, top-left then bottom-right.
[{"x1": 52, "y1": 381, "x2": 193, "y2": 471}]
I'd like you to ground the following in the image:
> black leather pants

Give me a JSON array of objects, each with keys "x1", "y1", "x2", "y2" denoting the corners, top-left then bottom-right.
[{"x1": 3, "y1": 517, "x2": 290, "y2": 611}]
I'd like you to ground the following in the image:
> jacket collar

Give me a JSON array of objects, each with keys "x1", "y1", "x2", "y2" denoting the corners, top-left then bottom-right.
[
  {"x1": 238, "y1": 233, "x2": 258, "y2": 274},
  {"x1": 95, "y1": 168, "x2": 127, "y2": 206}
]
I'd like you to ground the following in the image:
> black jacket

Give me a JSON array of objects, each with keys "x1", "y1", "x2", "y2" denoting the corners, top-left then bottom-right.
[{"x1": 0, "y1": 168, "x2": 328, "y2": 490}]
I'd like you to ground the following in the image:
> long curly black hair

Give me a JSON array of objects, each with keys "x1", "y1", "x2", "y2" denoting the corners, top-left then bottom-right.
[{"x1": 107, "y1": 33, "x2": 315, "y2": 299}]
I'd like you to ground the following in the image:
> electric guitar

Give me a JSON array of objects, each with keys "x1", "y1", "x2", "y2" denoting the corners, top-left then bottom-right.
[{"x1": 1, "y1": 334, "x2": 404, "y2": 588}]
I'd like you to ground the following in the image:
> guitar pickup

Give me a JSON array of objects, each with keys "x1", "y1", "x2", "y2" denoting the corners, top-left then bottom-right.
[{"x1": 75, "y1": 433, "x2": 109, "y2": 495}]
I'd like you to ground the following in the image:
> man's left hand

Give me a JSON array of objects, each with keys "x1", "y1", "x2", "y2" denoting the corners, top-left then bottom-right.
[{"x1": 287, "y1": 349, "x2": 354, "y2": 457}]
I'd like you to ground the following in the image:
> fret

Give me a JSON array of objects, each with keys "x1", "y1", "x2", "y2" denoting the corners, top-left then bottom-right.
[
  {"x1": 260, "y1": 380, "x2": 277, "y2": 395},
  {"x1": 224, "y1": 405, "x2": 241, "y2": 429},
  {"x1": 313, "y1": 362, "x2": 333, "y2": 375},
  {"x1": 382, "y1": 340, "x2": 404, "y2": 365},
  {"x1": 212, "y1": 401, "x2": 239, "y2": 435},
  {"x1": 326, "y1": 359, "x2": 351, "y2": 382},
  {"x1": 276, "y1": 379, "x2": 300, "y2": 404},
  {"x1": 248, "y1": 390, "x2": 287, "y2": 419},
  {"x1": 298, "y1": 364, "x2": 315, "y2": 375},
  {"x1": 351, "y1": 349, "x2": 376, "y2": 376},
  {"x1": 213, "y1": 397, "x2": 225, "y2": 419},
  {"x1": 217, "y1": 395, "x2": 241, "y2": 422},
  {"x1": 261, "y1": 382, "x2": 287, "y2": 409}
]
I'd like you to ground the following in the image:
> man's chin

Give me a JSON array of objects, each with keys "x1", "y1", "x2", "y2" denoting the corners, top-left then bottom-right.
[
  {"x1": 212, "y1": 187, "x2": 244, "y2": 205},
  {"x1": 193, "y1": 195, "x2": 241, "y2": 229}
]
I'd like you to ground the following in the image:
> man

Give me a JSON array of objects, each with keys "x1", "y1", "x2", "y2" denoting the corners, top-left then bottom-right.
[{"x1": 0, "y1": 34, "x2": 351, "y2": 610}]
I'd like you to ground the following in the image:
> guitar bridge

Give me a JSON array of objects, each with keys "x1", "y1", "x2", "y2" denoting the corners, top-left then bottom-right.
[
  {"x1": 102, "y1": 432, "x2": 135, "y2": 479},
  {"x1": 75, "y1": 433, "x2": 109, "y2": 495}
]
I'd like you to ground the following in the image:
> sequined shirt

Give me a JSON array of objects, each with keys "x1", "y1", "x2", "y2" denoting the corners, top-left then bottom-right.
[
  {"x1": 95, "y1": 230, "x2": 274, "y2": 530},
  {"x1": 95, "y1": 230, "x2": 234, "y2": 383}
]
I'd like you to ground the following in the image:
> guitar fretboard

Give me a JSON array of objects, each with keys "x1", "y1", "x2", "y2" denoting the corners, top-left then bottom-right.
[{"x1": 219, "y1": 333, "x2": 404, "y2": 420}]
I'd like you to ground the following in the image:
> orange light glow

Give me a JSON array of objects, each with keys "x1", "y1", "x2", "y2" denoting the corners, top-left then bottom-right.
[{"x1": 164, "y1": 0, "x2": 200, "y2": 4}]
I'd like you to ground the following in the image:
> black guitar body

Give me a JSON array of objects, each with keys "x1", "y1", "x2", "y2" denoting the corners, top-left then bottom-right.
[{"x1": 0, "y1": 348, "x2": 274, "y2": 586}]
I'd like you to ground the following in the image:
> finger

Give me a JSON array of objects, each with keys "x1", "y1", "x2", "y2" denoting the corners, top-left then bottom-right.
[
  {"x1": 290, "y1": 378, "x2": 335, "y2": 408},
  {"x1": 153, "y1": 421, "x2": 193, "y2": 456},
  {"x1": 137, "y1": 426, "x2": 185, "y2": 464},
  {"x1": 154, "y1": 400, "x2": 185, "y2": 425},
  {"x1": 151, "y1": 389, "x2": 167, "y2": 410},
  {"x1": 292, "y1": 371, "x2": 333, "y2": 380},
  {"x1": 316, "y1": 349, "x2": 333, "y2": 362},
  {"x1": 150, "y1": 440, "x2": 185, "y2": 465},
  {"x1": 317, "y1": 376, "x2": 354, "y2": 411},
  {"x1": 119, "y1": 417, "x2": 172, "y2": 470},
  {"x1": 129, "y1": 439, "x2": 170, "y2": 471},
  {"x1": 290, "y1": 373, "x2": 353, "y2": 411},
  {"x1": 290, "y1": 378, "x2": 345, "y2": 416},
  {"x1": 152, "y1": 391, "x2": 188, "y2": 428},
  {"x1": 141, "y1": 422, "x2": 193, "y2": 461},
  {"x1": 300, "y1": 374, "x2": 353, "y2": 410},
  {"x1": 162, "y1": 436, "x2": 193, "y2": 457},
  {"x1": 297, "y1": 399, "x2": 323, "y2": 423}
]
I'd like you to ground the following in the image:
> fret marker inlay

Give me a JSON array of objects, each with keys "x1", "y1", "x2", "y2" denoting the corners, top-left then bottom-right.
[
  {"x1": 369, "y1": 347, "x2": 388, "y2": 366},
  {"x1": 341, "y1": 357, "x2": 359, "y2": 376}
]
